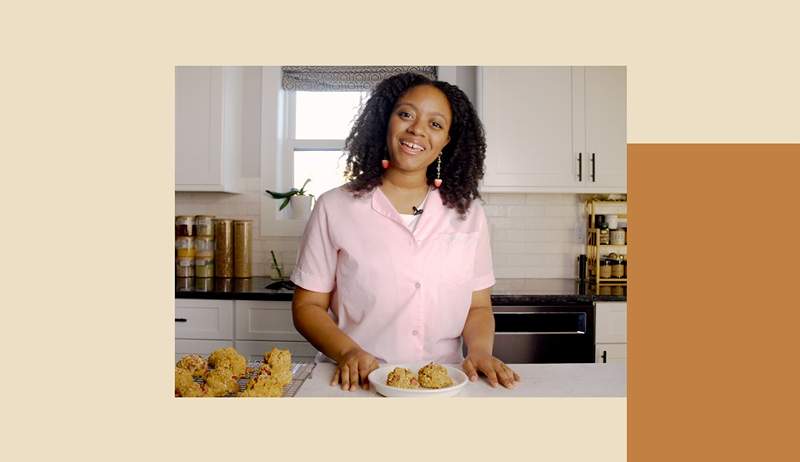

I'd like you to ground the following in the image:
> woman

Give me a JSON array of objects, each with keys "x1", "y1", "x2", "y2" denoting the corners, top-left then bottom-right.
[{"x1": 290, "y1": 72, "x2": 519, "y2": 391}]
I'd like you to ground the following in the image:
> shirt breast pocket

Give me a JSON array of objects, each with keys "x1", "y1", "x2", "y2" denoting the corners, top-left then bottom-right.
[{"x1": 435, "y1": 232, "x2": 479, "y2": 286}]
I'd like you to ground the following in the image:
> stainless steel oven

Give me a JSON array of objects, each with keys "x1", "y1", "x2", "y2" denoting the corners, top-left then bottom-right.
[{"x1": 487, "y1": 304, "x2": 595, "y2": 363}]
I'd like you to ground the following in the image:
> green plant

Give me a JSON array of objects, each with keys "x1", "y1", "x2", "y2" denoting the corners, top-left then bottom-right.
[{"x1": 265, "y1": 178, "x2": 314, "y2": 211}]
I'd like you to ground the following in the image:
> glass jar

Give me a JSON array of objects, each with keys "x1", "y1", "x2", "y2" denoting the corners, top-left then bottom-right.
[
  {"x1": 194, "y1": 236, "x2": 214, "y2": 258},
  {"x1": 176, "y1": 257, "x2": 194, "y2": 277},
  {"x1": 175, "y1": 236, "x2": 194, "y2": 258},
  {"x1": 599, "y1": 259, "x2": 612, "y2": 278},
  {"x1": 611, "y1": 259, "x2": 625, "y2": 278},
  {"x1": 195, "y1": 215, "x2": 215, "y2": 237},
  {"x1": 610, "y1": 228, "x2": 626, "y2": 245},
  {"x1": 599, "y1": 223, "x2": 610, "y2": 245},
  {"x1": 175, "y1": 216, "x2": 195, "y2": 237},
  {"x1": 195, "y1": 257, "x2": 214, "y2": 278}
]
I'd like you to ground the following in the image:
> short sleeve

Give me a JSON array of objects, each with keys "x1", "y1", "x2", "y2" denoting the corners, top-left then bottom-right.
[
  {"x1": 290, "y1": 193, "x2": 339, "y2": 293},
  {"x1": 471, "y1": 202, "x2": 496, "y2": 291}
]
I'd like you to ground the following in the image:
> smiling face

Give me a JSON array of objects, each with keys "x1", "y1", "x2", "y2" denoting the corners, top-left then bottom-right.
[{"x1": 385, "y1": 84, "x2": 452, "y2": 175}]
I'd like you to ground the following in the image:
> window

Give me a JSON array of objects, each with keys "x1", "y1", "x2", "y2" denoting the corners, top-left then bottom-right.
[{"x1": 289, "y1": 90, "x2": 368, "y2": 197}]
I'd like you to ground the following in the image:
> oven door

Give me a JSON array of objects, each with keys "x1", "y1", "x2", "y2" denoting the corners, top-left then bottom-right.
[{"x1": 489, "y1": 305, "x2": 595, "y2": 363}]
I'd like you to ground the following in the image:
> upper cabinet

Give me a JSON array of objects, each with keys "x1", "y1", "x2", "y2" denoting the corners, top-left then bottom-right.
[
  {"x1": 176, "y1": 67, "x2": 243, "y2": 193},
  {"x1": 477, "y1": 66, "x2": 626, "y2": 193}
]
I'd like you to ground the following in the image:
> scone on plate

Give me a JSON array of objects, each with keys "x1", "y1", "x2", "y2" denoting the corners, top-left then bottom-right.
[
  {"x1": 417, "y1": 363, "x2": 454, "y2": 389},
  {"x1": 176, "y1": 354, "x2": 208, "y2": 378},
  {"x1": 207, "y1": 347, "x2": 247, "y2": 378},
  {"x1": 386, "y1": 367, "x2": 420, "y2": 389}
]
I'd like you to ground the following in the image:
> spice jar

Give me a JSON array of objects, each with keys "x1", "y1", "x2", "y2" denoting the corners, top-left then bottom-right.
[
  {"x1": 195, "y1": 215, "x2": 215, "y2": 237},
  {"x1": 599, "y1": 259, "x2": 612, "y2": 278},
  {"x1": 176, "y1": 216, "x2": 195, "y2": 237},
  {"x1": 175, "y1": 236, "x2": 195, "y2": 258},
  {"x1": 599, "y1": 223, "x2": 610, "y2": 245},
  {"x1": 195, "y1": 257, "x2": 214, "y2": 278},
  {"x1": 195, "y1": 236, "x2": 214, "y2": 258},
  {"x1": 611, "y1": 259, "x2": 625, "y2": 278},
  {"x1": 610, "y1": 228, "x2": 626, "y2": 245},
  {"x1": 176, "y1": 257, "x2": 194, "y2": 277}
]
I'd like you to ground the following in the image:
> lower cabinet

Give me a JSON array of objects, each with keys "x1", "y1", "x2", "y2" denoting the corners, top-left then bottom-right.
[
  {"x1": 175, "y1": 298, "x2": 319, "y2": 364},
  {"x1": 595, "y1": 301, "x2": 627, "y2": 364}
]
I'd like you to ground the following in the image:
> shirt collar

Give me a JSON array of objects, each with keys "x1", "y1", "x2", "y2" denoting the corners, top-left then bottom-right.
[{"x1": 371, "y1": 185, "x2": 441, "y2": 234}]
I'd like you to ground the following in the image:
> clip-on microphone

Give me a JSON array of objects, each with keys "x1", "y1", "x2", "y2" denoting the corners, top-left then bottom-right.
[{"x1": 412, "y1": 206, "x2": 424, "y2": 216}]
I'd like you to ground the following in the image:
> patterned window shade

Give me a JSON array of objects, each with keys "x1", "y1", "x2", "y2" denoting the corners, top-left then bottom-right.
[{"x1": 281, "y1": 66, "x2": 438, "y2": 91}]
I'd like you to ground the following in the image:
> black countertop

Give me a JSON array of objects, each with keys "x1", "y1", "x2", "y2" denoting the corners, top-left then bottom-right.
[{"x1": 176, "y1": 277, "x2": 626, "y2": 304}]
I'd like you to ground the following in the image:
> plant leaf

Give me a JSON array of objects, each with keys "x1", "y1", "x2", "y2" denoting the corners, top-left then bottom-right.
[
  {"x1": 279, "y1": 197, "x2": 291, "y2": 211},
  {"x1": 298, "y1": 178, "x2": 311, "y2": 195}
]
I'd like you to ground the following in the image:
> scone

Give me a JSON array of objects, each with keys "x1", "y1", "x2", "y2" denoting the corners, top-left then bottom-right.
[
  {"x1": 386, "y1": 367, "x2": 420, "y2": 389},
  {"x1": 264, "y1": 347, "x2": 292, "y2": 371},
  {"x1": 259, "y1": 363, "x2": 292, "y2": 387},
  {"x1": 205, "y1": 367, "x2": 240, "y2": 397},
  {"x1": 207, "y1": 347, "x2": 247, "y2": 378},
  {"x1": 417, "y1": 363, "x2": 454, "y2": 389},
  {"x1": 176, "y1": 354, "x2": 208, "y2": 378},
  {"x1": 238, "y1": 371, "x2": 283, "y2": 397},
  {"x1": 175, "y1": 367, "x2": 207, "y2": 397}
]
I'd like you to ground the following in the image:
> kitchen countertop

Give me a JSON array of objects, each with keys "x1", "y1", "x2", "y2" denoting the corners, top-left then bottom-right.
[
  {"x1": 175, "y1": 277, "x2": 626, "y2": 303},
  {"x1": 295, "y1": 362, "x2": 626, "y2": 397}
]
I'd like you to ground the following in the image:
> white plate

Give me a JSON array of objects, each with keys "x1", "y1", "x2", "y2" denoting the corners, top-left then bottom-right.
[{"x1": 368, "y1": 363, "x2": 468, "y2": 398}]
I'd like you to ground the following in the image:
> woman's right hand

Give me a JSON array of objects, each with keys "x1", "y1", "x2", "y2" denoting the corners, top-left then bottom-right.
[{"x1": 331, "y1": 347, "x2": 379, "y2": 391}]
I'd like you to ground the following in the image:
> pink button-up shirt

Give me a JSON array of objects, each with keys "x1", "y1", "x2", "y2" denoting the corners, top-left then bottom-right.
[{"x1": 290, "y1": 185, "x2": 495, "y2": 364}]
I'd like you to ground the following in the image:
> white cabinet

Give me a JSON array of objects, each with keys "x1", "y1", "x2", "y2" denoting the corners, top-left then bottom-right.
[
  {"x1": 235, "y1": 300, "x2": 305, "y2": 341},
  {"x1": 477, "y1": 66, "x2": 626, "y2": 193},
  {"x1": 595, "y1": 301, "x2": 627, "y2": 363},
  {"x1": 175, "y1": 66, "x2": 243, "y2": 193},
  {"x1": 175, "y1": 299, "x2": 234, "y2": 340}
]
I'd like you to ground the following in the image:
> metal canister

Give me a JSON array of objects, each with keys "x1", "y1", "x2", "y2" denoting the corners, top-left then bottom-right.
[
  {"x1": 214, "y1": 219, "x2": 234, "y2": 277},
  {"x1": 234, "y1": 277, "x2": 252, "y2": 292},
  {"x1": 234, "y1": 220, "x2": 252, "y2": 278},
  {"x1": 195, "y1": 215, "x2": 215, "y2": 237},
  {"x1": 599, "y1": 259, "x2": 612, "y2": 279},
  {"x1": 176, "y1": 216, "x2": 195, "y2": 237},
  {"x1": 215, "y1": 277, "x2": 234, "y2": 292}
]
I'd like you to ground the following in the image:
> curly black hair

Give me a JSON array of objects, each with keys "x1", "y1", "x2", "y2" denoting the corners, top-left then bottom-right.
[{"x1": 342, "y1": 72, "x2": 487, "y2": 218}]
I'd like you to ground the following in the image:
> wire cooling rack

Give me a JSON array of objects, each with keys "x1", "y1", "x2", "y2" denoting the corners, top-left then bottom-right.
[{"x1": 191, "y1": 362, "x2": 314, "y2": 397}]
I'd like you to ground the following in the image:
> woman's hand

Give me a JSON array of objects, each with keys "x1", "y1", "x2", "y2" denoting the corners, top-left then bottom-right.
[
  {"x1": 331, "y1": 347, "x2": 379, "y2": 391},
  {"x1": 462, "y1": 351, "x2": 520, "y2": 389}
]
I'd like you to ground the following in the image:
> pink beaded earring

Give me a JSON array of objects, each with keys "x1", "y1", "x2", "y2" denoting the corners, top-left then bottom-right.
[
  {"x1": 382, "y1": 159, "x2": 389, "y2": 169},
  {"x1": 433, "y1": 154, "x2": 443, "y2": 188}
]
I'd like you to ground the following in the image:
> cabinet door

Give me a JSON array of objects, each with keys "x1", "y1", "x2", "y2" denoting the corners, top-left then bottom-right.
[
  {"x1": 583, "y1": 66, "x2": 627, "y2": 192},
  {"x1": 175, "y1": 339, "x2": 233, "y2": 363},
  {"x1": 595, "y1": 343, "x2": 627, "y2": 363},
  {"x1": 235, "y1": 340, "x2": 319, "y2": 364},
  {"x1": 478, "y1": 67, "x2": 578, "y2": 191},
  {"x1": 595, "y1": 301, "x2": 627, "y2": 343},
  {"x1": 235, "y1": 300, "x2": 305, "y2": 341},
  {"x1": 176, "y1": 67, "x2": 224, "y2": 189},
  {"x1": 175, "y1": 299, "x2": 234, "y2": 340}
]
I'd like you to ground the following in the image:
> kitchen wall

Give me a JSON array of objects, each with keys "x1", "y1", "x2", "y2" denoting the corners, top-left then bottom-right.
[{"x1": 175, "y1": 67, "x2": 591, "y2": 280}]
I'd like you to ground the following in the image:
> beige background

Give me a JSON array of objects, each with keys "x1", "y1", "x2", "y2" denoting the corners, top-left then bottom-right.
[{"x1": 3, "y1": 0, "x2": 799, "y2": 461}]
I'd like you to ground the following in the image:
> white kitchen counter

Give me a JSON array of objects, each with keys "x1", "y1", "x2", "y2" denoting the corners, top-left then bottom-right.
[{"x1": 295, "y1": 362, "x2": 626, "y2": 397}]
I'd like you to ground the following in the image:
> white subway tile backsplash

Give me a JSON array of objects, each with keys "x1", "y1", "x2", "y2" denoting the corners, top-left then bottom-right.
[{"x1": 176, "y1": 187, "x2": 591, "y2": 279}]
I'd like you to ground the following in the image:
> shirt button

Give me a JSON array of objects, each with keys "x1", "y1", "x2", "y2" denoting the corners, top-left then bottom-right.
[
  {"x1": 414, "y1": 282, "x2": 421, "y2": 289},
  {"x1": 412, "y1": 330, "x2": 419, "y2": 336}
]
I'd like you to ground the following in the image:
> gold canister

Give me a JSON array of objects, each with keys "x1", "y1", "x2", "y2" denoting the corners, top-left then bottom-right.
[
  {"x1": 195, "y1": 236, "x2": 214, "y2": 258},
  {"x1": 214, "y1": 219, "x2": 234, "y2": 277},
  {"x1": 234, "y1": 220, "x2": 252, "y2": 278},
  {"x1": 611, "y1": 260, "x2": 625, "y2": 278},
  {"x1": 234, "y1": 277, "x2": 252, "y2": 292},
  {"x1": 215, "y1": 277, "x2": 234, "y2": 292},
  {"x1": 176, "y1": 216, "x2": 195, "y2": 237},
  {"x1": 195, "y1": 215, "x2": 215, "y2": 237}
]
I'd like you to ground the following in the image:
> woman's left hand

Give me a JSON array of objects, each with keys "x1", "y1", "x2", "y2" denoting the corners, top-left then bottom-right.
[{"x1": 462, "y1": 351, "x2": 520, "y2": 389}]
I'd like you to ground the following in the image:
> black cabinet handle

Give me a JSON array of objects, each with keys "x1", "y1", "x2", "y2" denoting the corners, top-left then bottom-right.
[
  {"x1": 591, "y1": 153, "x2": 596, "y2": 182},
  {"x1": 577, "y1": 152, "x2": 583, "y2": 181},
  {"x1": 601, "y1": 350, "x2": 607, "y2": 363},
  {"x1": 175, "y1": 318, "x2": 188, "y2": 323}
]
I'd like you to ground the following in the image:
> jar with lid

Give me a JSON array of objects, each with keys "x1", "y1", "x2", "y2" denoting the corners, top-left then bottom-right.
[
  {"x1": 194, "y1": 236, "x2": 214, "y2": 258},
  {"x1": 610, "y1": 228, "x2": 626, "y2": 245},
  {"x1": 175, "y1": 236, "x2": 195, "y2": 258},
  {"x1": 176, "y1": 257, "x2": 194, "y2": 277},
  {"x1": 599, "y1": 259, "x2": 612, "y2": 278},
  {"x1": 611, "y1": 259, "x2": 625, "y2": 278},
  {"x1": 599, "y1": 223, "x2": 610, "y2": 245},
  {"x1": 195, "y1": 257, "x2": 214, "y2": 278},
  {"x1": 195, "y1": 215, "x2": 215, "y2": 237},
  {"x1": 175, "y1": 216, "x2": 195, "y2": 237}
]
